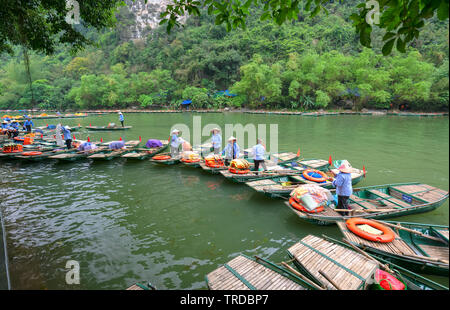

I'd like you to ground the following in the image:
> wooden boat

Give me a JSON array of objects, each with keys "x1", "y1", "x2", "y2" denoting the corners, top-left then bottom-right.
[
  {"x1": 86, "y1": 125, "x2": 132, "y2": 131},
  {"x1": 180, "y1": 158, "x2": 202, "y2": 168},
  {"x1": 126, "y1": 282, "x2": 156, "y2": 290},
  {"x1": 278, "y1": 158, "x2": 330, "y2": 171},
  {"x1": 48, "y1": 146, "x2": 108, "y2": 162},
  {"x1": 148, "y1": 153, "x2": 180, "y2": 165},
  {"x1": 121, "y1": 141, "x2": 169, "y2": 160},
  {"x1": 284, "y1": 182, "x2": 449, "y2": 226},
  {"x1": 246, "y1": 166, "x2": 365, "y2": 197},
  {"x1": 205, "y1": 254, "x2": 316, "y2": 290},
  {"x1": 14, "y1": 148, "x2": 73, "y2": 162},
  {"x1": 337, "y1": 220, "x2": 449, "y2": 276},
  {"x1": 286, "y1": 235, "x2": 448, "y2": 290}
]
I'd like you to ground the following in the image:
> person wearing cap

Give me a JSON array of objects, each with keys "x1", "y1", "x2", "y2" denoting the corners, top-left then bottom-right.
[
  {"x1": 61, "y1": 125, "x2": 73, "y2": 149},
  {"x1": 23, "y1": 117, "x2": 34, "y2": 133},
  {"x1": 210, "y1": 128, "x2": 222, "y2": 154},
  {"x1": 222, "y1": 136, "x2": 240, "y2": 166},
  {"x1": 170, "y1": 129, "x2": 184, "y2": 157},
  {"x1": 252, "y1": 138, "x2": 267, "y2": 174},
  {"x1": 118, "y1": 111, "x2": 124, "y2": 127},
  {"x1": 330, "y1": 160, "x2": 353, "y2": 216}
]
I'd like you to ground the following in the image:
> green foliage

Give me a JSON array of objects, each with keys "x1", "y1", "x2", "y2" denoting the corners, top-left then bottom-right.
[{"x1": 315, "y1": 90, "x2": 330, "y2": 108}]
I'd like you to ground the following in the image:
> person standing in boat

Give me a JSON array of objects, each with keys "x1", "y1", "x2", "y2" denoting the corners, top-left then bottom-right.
[
  {"x1": 61, "y1": 125, "x2": 73, "y2": 149},
  {"x1": 330, "y1": 160, "x2": 353, "y2": 216},
  {"x1": 118, "y1": 111, "x2": 124, "y2": 127},
  {"x1": 252, "y1": 138, "x2": 267, "y2": 174},
  {"x1": 222, "y1": 136, "x2": 240, "y2": 166},
  {"x1": 23, "y1": 117, "x2": 34, "y2": 134},
  {"x1": 9, "y1": 120, "x2": 20, "y2": 139},
  {"x1": 170, "y1": 129, "x2": 184, "y2": 157},
  {"x1": 210, "y1": 128, "x2": 222, "y2": 154}
]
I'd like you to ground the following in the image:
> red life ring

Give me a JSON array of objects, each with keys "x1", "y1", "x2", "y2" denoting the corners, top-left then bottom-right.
[
  {"x1": 375, "y1": 269, "x2": 406, "y2": 290},
  {"x1": 181, "y1": 158, "x2": 200, "y2": 163},
  {"x1": 288, "y1": 197, "x2": 324, "y2": 213},
  {"x1": 22, "y1": 151, "x2": 43, "y2": 156},
  {"x1": 346, "y1": 218, "x2": 395, "y2": 243},
  {"x1": 153, "y1": 155, "x2": 171, "y2": 160},
  {"x1": 229, "y1": 167, "x2": 250, "y2": 174},
  {"x1": 302, "y1": 169, "x2": 328, "y2": 182}
]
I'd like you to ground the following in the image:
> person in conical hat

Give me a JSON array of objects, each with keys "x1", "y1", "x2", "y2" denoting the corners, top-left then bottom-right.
[
  {"x1": 210, "y1": 128, "x2": 222, "y2": 155},
  {"x1": 118, "y1": 111, "x2": 124, "y2": 127},
  {"x1": 170, "y1": 129, "x2": 184, "y2": 157},
  {"x1": 222, "y1": 136, "x2": 240, "y2": 166},
  {"x1": 331, "y1": 160, "x2": 353, "y2": 216}
]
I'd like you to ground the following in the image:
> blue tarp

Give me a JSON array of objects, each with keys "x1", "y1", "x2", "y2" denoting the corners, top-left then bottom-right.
[{"x1": 181, "y1": 100, "x2": 192, "y2": 105}]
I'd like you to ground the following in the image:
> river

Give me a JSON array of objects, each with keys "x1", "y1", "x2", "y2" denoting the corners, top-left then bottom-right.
[{"x1": 0, "y1": 112, "x2": 448, "y2": 289}]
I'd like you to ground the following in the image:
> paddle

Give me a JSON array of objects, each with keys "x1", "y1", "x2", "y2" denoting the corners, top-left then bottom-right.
[
  {"x1": 340, "y1": 237, "x2": 395, "y2": 274},
  {"x1": 318, "y1": 270, "x2": 342, "y2": 290},
  {"x1": 280, "y1": 261, "x2": 326, "y2": 290}
]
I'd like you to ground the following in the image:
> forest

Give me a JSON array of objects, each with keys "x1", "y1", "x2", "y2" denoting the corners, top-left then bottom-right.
[{"x1": 0, "y1": 1, "x2": 448, "y2": 111}]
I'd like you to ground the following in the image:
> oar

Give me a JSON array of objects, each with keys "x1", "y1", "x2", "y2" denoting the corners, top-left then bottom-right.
[
  {"x1": 318, "y1": 270, "x2": 342, "y2": 290},
  {"x1": 340, "y1": 237, "x2": 394, "y2": 274},
  {"x1": 280, "y1": 262, "x2": 326, "y2": 290},
  {"x1": 372, "y1": 220, "x2": 446, "y2": 244}
]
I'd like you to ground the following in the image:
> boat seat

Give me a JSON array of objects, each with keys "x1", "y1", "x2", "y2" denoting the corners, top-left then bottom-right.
[{"x1": 366, "y1": 190, "x2": 411, "y2": 208}]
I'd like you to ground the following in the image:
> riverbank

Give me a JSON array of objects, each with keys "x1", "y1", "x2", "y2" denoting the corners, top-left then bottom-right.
[{"x1": 1, "y1": 109, "x2": 448, "y2": 119}]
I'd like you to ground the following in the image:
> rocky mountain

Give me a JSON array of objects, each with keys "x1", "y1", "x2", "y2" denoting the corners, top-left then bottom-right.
[{"x1": 125, "y1": 0, "x2": 187, "y2": 39}]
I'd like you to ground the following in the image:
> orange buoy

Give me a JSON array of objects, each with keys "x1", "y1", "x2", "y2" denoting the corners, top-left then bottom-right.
[
  {"x1": 346, "y1": 218, "x2": 395, "y2": 243},
  {"x1": 302, "y1": 169, "x2": 328, "y2": 183},
  {"x1": 228, "y1": 167, "x2": 249, "y2": 174},
  {"x1": 153, "y1": 155, "x2": 171, "y2": 160},
  {"x1": 22, "y1": 151, "x2": 43, "y2": 156}
]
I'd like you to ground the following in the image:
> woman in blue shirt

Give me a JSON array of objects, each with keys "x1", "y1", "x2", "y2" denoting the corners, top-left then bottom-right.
[
  {"x1": 252, "y1": 139, "x2": 267, "y2": 174},
  {"x1": 119, "y1": 112, "x2": 124, "y2": 127},
  {"x1": 23, "y1": 118, "x2": 34, "y2": 133},
  {"x1": 330, "y1": 160, "x2": 353, "y2": 216},
  {"x1": 61, "y1": 126, "x2": 72, "y2": 149},
  {"x1": 210, "y1": 128, "x2": 222, "y2": 154},
  {"x1": 222, "y1": 136, "x2": 240, "y2": 166}
]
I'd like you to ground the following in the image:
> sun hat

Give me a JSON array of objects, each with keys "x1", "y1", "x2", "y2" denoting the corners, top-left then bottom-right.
[
  {"x1": 211, "y1": 128, "x2": 220, "y2": 133},
  {"x1": 65, "y1": 126, "x2": 71, "y2": 130},
  {"x1": 334, "y1": 160, "x2": 353, "y2": 173},
  {"x1": 228, "y1": 136, "x2": 236, "y2": 142},
  {"x1": 171, "y1": 129, "x2": 180, "y2": 134}
]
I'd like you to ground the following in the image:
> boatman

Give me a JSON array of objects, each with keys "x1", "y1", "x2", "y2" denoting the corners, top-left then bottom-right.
[
  {"x1": 170, "y1": 129, "x2": 184, "y2": 157},
  {"x1": 23, "y1": 117, "x2": 34, "y2": 134},
  {"x1": 61, "y1": 125, "x2": 72, "y2": 149},
  {"x1": 210, "y1": 128, "x2": 222, "y2": 154},
  {"x1": 8, "y1": 120, "x2": 20, "y2": 139},
  {"x1": 118, "y1": 111, "x2": 124, "y2": 127},
  {"x1": 329, "y1": 160, "x2": 353, "y2": 216},
  {"x1": 222, "y1": 136, "x2": 240, "y2": 166},
  {"x1": 252, "y1": 138, "x2": 267, "y2": 174}
]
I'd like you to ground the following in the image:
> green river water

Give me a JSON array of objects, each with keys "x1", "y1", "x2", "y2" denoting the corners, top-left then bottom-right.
[{"x1": 0, "y1": 112, "x2": 448, "y2": 289}]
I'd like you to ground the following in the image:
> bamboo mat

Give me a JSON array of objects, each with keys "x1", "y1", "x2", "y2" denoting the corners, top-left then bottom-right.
[
  {"x1": 206, "y1": 255, "x2": 306, "y2": 290},
  {"x1": 390, "y1": 184, "x2": 449, "y2": 204},
  {"x1": 288, "y1": 235, "x2": 378, "y2": 290},
  {"x1": 337, "y1": 222, "x2": 417, "y2": 257}
]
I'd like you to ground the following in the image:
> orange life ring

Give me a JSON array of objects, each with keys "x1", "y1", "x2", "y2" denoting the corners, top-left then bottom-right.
[
  {"x1": 181, "y1": 158, "x2": 200, "y2": 163},
  {"x1": 288, "y1": 197, "x2": 324, "y2": 213},
  {"x1": 302, "y1": 169, "x2": 328, "y2": 182},
  {"x1": 153, "y1": 155, "x2": 171, "y2": 160},
  {"x1": 346, "y1": 218, "x2": 395, "y2": 243},
  {"x1": 205, "y1": 160, "x2": 224, "y2": 168},
  {"x1": 229, "y1": 167, "x2": 250, "y2": 174},
  {"x1": 22, "y1": 151, "x2": 43, "y2": 156}
]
